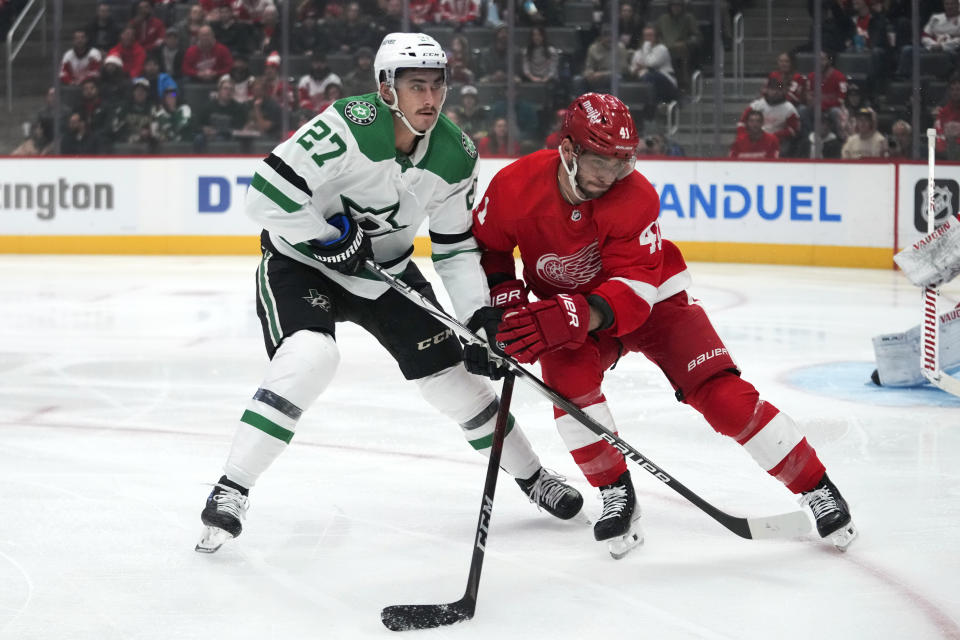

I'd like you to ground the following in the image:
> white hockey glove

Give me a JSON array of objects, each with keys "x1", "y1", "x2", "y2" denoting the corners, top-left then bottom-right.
[{"x1": 894, "y1": 214, "x2": 960, "y2": 288}]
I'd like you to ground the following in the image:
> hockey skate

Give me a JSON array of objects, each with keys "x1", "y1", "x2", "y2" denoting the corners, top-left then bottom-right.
[
  {"x1": 516, "y1": 468, "x2": 587, "y2": 523},
  {"x1": 195, "y1": 476, "x2": 249, "y2": 554},
  {"x1": 593, "y1": 470, "x2": 643, "y2": 559},
  {"x1": 800, "y1": 473, "x2": 858, "y2": 551}
]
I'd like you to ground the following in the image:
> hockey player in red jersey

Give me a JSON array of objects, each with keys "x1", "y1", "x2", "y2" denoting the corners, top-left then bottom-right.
[{"x1": 465, "y1": 93, "x2": 857, "y2": 557}]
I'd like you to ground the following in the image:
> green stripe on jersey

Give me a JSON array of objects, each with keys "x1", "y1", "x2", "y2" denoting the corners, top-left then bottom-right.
[
  {"x1": 258, "y1": 252, "x2": 282, "y2": 346},
  {"x1": 467, "y1": 415, "x2": 516, "y2": 450},
  {"x1": 432, "y1": 248, "x2": 480, "y2": 262},
  {"x1": 241, "y1": 410, "x2": 294, "y2": 443},
  {"x1": 251, "y1": 173, "x2": 303, "y2": 213}
]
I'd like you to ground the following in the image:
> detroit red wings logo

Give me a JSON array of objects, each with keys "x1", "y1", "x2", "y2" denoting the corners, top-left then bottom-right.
[{"x1": 535, "y1": 242, "x2": 602, "y2": 289}]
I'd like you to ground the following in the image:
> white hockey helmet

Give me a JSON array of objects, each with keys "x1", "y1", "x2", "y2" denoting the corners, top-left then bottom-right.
[
  {"x1": 374, "y1": 32, "x2": 448, "y2": 136},
  {"x1": 374, "y1": 32, "x2": 447, "y2": 88}
]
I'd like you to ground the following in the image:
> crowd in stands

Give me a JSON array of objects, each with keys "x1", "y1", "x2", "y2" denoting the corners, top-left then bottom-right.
[
  {"x1": 730, "y1": 0, "x2": 960, "y2": 160},
  {"x1": 8, "y1": 0, "x2": 960, "y2": 159}
]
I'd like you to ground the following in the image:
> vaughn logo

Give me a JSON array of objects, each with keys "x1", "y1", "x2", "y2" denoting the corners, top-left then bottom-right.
[
  {"x1": 1, "y1": 178, "x2": 114, "y2": 220},
  {"x1": 687, "y1": 347, "x2": 729, "y2": 372},
  {"x1": 915, "y1": 178, "x2": 958, "y2": 232}
]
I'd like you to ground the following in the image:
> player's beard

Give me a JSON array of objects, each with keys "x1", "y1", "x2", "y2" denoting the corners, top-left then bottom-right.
[{"x1": 575, "y1": 175, "x2": 613, "y2": 200}]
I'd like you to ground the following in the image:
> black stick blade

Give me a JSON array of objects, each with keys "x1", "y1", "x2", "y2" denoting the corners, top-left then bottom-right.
[{"x1": 381, "y1": 599, "x2": 475, "y2": 632}]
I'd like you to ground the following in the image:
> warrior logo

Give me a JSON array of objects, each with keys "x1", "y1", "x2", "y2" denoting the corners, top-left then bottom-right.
[
  {"x1": 914, "y1": 179, "x2": 958, "y2": 232},
  {"x1": 344, "y1": 100, "x2": 377, "y2": 126},
  {"x1": 302, "y1": 288, "x2": 332, "y2": 311},
  {"x1": 535, "y1": 241, "x2": 602, "y2": 289}
]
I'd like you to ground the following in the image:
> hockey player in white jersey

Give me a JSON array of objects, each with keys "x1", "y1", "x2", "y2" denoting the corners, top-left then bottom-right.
[{"x1": 196, "y1": 33, "x2": 584, "y2": 553}]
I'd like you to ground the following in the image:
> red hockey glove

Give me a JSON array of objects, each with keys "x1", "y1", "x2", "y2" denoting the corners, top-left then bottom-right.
[
  {"x1": 489, "y1": 279, "x2": 529, "y2": 310},
  {"x1": 495, "y1": 293, "x2": 591, "y2": 363}
]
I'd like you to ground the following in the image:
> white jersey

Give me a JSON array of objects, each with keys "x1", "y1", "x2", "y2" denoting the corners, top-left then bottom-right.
[{"x1": 245, "y1": 92, "x2": 486, "y2": 321}]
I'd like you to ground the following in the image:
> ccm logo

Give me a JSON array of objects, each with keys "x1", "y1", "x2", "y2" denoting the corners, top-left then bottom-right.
[
  {"x1": 417, "y1": 329, "x2": 453, "y2": 350},
  {"x1": 558, "y1": 294, "x2": 580, "y2": 327},
  {"x1": 492, "y1": 289, "x2": 522, "y2": 307},
  {"x1": 687, "y1": 347, "x2": 728, "y2": 372}
]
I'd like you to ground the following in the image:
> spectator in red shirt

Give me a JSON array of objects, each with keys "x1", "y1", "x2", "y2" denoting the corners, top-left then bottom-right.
[
  {"x1": 768, "y1": 51, "x2": 807, "y2": 106},
  {"x1": 183, "y1": 25, "x2": 234, "y2": 83},
  {"x1": 108, "y1": 27, "x2": 147, "y2": 78},
  {"x1": 805, "y1": 51, "x2": 848, "y2": 137},
  {"x1": 738, "y1": 78, "x2": 800, "y2": 155},
  {"x1": 477, "y1": 117, "x2": 520, "y2": 156},
  {"x1": 130, "y1": 0, "x2": 165, "y2": 51},
  {"x1": 436, "y1": 0, "x2": 481, "y2": 26},
  {"x1": 60, "y1": 29, "x2": 102, "y2": 85},
  {"x1": 409, "y1": 0, "x2": 439, "y2": 25},
  {"x1": 729, "y1": 109, "x2": 780, "y2": 159},
  {"x1": 934, "y1": 76, "x2": 960, "y2": 157}
]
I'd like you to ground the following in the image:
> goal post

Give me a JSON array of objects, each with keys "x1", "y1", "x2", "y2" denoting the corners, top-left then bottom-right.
[{"x1": 921, "y1": 129, "x2": 960, "y2": 396}]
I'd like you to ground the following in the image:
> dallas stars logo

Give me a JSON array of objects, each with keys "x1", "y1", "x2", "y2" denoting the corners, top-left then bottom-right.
[
  {"x1": 344, "y1": 100, "x2": 376, "y2": 126},
  {"x1": 302, "y1": 288, "x2": 331, "y2": 310},
  {"x1": 341, "y1": 195, "x2": 406, "y2": 237},
  {"x1": 461, "y1": 131, "x2": 477, "y2": 159}
]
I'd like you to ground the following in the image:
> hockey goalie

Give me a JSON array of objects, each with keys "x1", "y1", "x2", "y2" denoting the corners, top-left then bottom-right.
[{"x1": 872, "y1": 213, "x2": 960, "y2": 387}]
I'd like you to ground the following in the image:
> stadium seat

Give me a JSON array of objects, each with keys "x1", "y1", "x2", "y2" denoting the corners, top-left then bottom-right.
[
  {"x1": 288, "y1": 54, "x2": 311, "y2": 78},
  {"x1": 462, "y1": 26, "x2": 495, "y2": 51},
  {"x1": 421, "y1": 26, "x2": 454, "y2": 49},
  {"x1": 477, "y1": 82, "x2": 506, "y2": 105},
  {"x1": 618, "y1": 82, "x2": 655, "y2": 109},
  {"x1": 564, "y1": 2, "x2": 595, "y2": 27},
  {"x1": 327, "y1": 52, "x2": 354, "y2": 76},
  {"x1": 919, "y1": 51, "x2": 954, "y2": 79},
  {"x1": 546, "y1": 27, "x2": 583, "y2": 55},
  {"x1": 794, "y1": 52, "x2": 816, "y2": 74},
  {"x1": 515, "y1": 82, "x2": 550, "y2": 106},
  {"x1": 249, "y1": 54, "x2": 265, "y2": 75},
  {"x1": 182, "y1": 82, "x2": 214, "y2": 108},
  {"x1": 835, "y1": 52, "x2": 872, "y2": 86}
]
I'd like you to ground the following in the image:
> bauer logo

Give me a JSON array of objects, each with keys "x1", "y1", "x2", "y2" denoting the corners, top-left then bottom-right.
[{"x1": 914, "y1": 179, "x2": 958, "y2": 232}]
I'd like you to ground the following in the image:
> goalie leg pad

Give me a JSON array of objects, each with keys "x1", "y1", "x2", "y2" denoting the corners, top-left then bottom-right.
[
  {"x1": 416, "y1": 365, "x2": 540, "y2": 479},
  {"x1": 224, "y1": 330, "x2": 340, "y2": 488}
]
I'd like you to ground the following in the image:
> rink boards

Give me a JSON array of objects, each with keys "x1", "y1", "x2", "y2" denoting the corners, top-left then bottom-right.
[{"x1": 0, "y1": 156, "x2": 953, "y2": 268}]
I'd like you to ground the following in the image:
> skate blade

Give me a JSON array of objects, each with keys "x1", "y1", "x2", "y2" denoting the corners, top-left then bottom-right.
[
  {"x1": 572, "y1": 508, "x2": 592, "y2": 526},
  {"x1": 195, "y1": 525, "x2": 234, "y2": 553},
  {"x1": 608, "y1": 527, "x2": 644, "y2": 560},
  {"x1": 829, "y1": 521, "x2": 858, "y2": 552}
]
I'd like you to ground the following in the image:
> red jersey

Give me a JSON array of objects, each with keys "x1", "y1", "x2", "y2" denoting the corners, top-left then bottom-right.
[
  {"x1": 729, "y1": 132, "x2": 780, "y2": 159},
  {"x1": 472, "y1": 149, "x2": 690, "y2": 337},
  {"x1": 767, "y1": 70, "x2": 806, "y2": 105},
  {"x1": 934, "y1": 101, "x2": 960, "y2": 153},
  {"x1": 806, "y1": 68, "x2": 848, "y2": 110}
]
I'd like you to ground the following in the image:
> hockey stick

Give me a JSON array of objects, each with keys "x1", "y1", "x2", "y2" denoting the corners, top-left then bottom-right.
[
  {"x1": 381, "y1": 374, "x2": 515, "y2": 632},
  {"x1": 365, "y1": 260, "x2": 811, "y2": 540},
  {"x1": 921, "y1": 129, "x2": 960, "y2": 397}
]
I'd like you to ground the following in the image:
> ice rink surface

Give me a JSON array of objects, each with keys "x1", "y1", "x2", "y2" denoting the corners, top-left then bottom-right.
[{"x1": 1, "y1": 255, "x2": 958, "y2": 640}]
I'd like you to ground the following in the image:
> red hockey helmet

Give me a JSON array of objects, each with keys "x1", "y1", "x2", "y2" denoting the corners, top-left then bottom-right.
[{"x1": 561, "y1": 93, "x2": 639, "y2": 160}]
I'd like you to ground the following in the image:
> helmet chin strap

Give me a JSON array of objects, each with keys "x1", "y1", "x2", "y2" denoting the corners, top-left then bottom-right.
[
  {"x1": 386, "y1": 85, "x2": 446, "y2": 137},
  {"x1": 558, "y1": 143, "x2": 588, "y2": 202}
]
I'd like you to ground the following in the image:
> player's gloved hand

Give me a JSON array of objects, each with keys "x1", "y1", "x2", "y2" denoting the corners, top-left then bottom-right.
[
  {"x1": 496, "y1": 293, "x2": 591, "y2": 363},
  {"x1": 464, "y1": 307, "x2": 509, "y2": 380},
  {"x1": 308, "y1": 213, "x2": 373, "y2": 276},
  {"x1": 489, "y1": 279, "x2": 529, "y2": 309}
]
